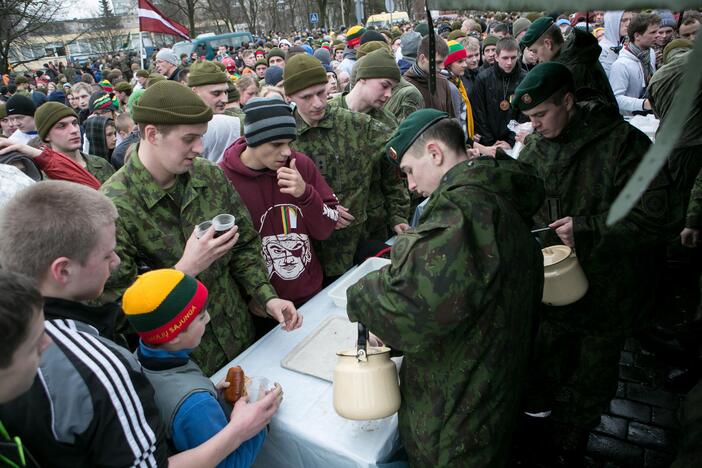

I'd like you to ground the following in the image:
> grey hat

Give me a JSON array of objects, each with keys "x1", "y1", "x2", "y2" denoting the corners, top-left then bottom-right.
[
  {"x1": 400, "y1": 31, "x2": 422, "y2": 58},
  {"x1": 155, "y1": 48, "x2": 179, "y2": 66},
  {"x1": 265, "y1": 65, "x2": 284, "y2": 86},
  {"x1": 313, "y1": 47, "x2": 331, "y2": 65},
  {"x1": 243, "y1": 96, "x2": 297, "y2": 147}
]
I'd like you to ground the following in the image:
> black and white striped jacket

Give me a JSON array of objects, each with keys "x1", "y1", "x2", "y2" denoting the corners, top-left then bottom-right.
[{"x1": 0, "y1": 298, "x2": 168, "y2": 467}]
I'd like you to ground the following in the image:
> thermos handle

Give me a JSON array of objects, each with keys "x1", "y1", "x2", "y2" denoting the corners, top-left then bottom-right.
[{"x1": 356, "y1": 322, "x2": 369, "y2": 362}]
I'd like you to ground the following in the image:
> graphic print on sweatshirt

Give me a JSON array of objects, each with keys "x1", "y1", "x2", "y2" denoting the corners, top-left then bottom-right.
[{"x1": 259, "y1": 204, "x2": 312, "y2": 280}]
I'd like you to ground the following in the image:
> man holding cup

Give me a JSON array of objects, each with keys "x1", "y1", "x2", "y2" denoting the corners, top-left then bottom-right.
[{"x1": 98, "y1": 80, "x2": 302, "y2": 375}]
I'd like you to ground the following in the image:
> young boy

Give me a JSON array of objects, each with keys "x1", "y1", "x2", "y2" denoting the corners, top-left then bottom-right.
[{"x1": 123, "y1": 269, "x2": 281, "y2": 466}]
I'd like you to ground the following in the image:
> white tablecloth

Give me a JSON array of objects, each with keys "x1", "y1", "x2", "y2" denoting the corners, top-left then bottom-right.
[{"x1": 210, "y1": 270, "x2": 401, "y2": 468}]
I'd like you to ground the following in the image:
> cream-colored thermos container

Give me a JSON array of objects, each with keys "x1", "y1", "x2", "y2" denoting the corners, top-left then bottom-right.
[{"x1": 542, "y1": 245, "x2": 589, "y2": 306}]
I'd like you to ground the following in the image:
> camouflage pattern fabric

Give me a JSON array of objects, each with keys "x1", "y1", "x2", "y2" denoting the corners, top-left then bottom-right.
[
  {"x1": 519, "y1": 100, "x2": 677, "y2": 431},
  {"x1": 99, "y1": 148, "x2": 277, "y2": 375},
  {"x1": 347, "y1": 156, "x2": 545, "y2": 467},
  {"x1": 223, "y1": 107, "x2": 245, "y2": 136},
  {"x1": 291, "y1": 104, "x2": 409, "y2": 276},
  {"x1": 327, "y1": 93, "x2": 408, "y2": 240},
  {"x1": 384, "y1": 78, "x2": 425, "y2": 123},
  {"x1": 84, "y1": 152, "x2": 115, "y2": 184}
]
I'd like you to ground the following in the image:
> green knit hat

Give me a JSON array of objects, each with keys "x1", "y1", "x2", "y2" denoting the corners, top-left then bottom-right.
[
  {"x1": 0, "y1": 103, "x2": 5, "y2": 119},
  {"x1": 132, "y1": 80, "x2": 213, "y2": 125},
  {"x1": 512, "y1": 18, "x2": 533, "y2": 39},
  {"x1": 283, "y1": 54, "x2": 327, "y2": 96},
  {"x1": 14, "y1": 76, "x2": 28, "y2": 85},
  {"x1": 146, "y1": 73, "x2": 165, "y2": 88},
  {"x1": 115, "y1": 82, "x2": 132, "y2": 93},
  {"x1": 414, "y1": 23, "x2": 430, "y2": 37},
  {"x1": 187, "y1": 60, "x2": 228, "y2": 87},
  {"x1": 386, "y1": 109, "x2": 448, "y2": 166},
  {"x1": 447, "y1": 30, "x2": 466, "y2": 41},
  {"x1": 520, "y1": 16, "x2": 554, "y2": 48},
  {"x1": 227, "y1": 80, "x2": 240, "y2": 103},
  {"x1": 136, "y1": 69, "x2": 150, "y2": 78},
  {"x1": 356, "y1": 49, "x2": 401, "y2": 82},
  {"x1": 356, "y1": 41, "x2": 390, "y2": 60},
  {"x1": 255, "y1": 59, "x2": 268, "y2": 69},
  {"x1": 267, "y1": 47, "x2": 286, "y2": 64},
  {"x1": 35, "y1": 102, "x2": 78, "y2": 141},
  {"x1": 512, "y1": 62, "x2": 574, "y2": 112},
  {"x1": 483, "y1": 35, "x2": 499, "y2": 50}
]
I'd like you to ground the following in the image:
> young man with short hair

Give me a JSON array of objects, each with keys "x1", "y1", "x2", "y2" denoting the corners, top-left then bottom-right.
[
  {"x1": 284, "y1": 54, "x2": 409, "y2": 281},
  {"x1": 679, "y1": 11, "x2": 700, "y2": 41},
  {"x1": 4, "y1": 94, "x2": 37, "y2": 144},
  {"x1": 254, "y1": 60, "x2": 268, "y2": 80},
  {"x1": 347, "y1": 109, "x2": 545, "y2": 467},
  {"x1": 220, "y1": 96, "x2": 339, "y2": 304},
  {"x1": 403, "y1": 34, "x2": 456, "y2": 117},
  {"x1": 610, "y1": 13, "x2": 661, "y2": 114},
  {"x1": 71, "y1": 82, "x2": 93, "y2": 111},
  {"x1": 99, "y1": 81, "x2": 300, "y2": 375},
  {"x1": 473, "y1": 38, "x2": 526, "y2": 151},
  {"x1": 481, "y1": 35, "x2": 499, "y2": 69},
  {"x1": 267, "y1": 47, "x2": 286, "y2": 68},
  {"x1": 521, "y1": 16, "x2": 616, "y2": 105}
]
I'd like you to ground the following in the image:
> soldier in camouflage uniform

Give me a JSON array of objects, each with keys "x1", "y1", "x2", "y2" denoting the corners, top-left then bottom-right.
[
  {"x1": 347, "y1": 109, "x2": 545, "y2": 467},
  {"x1": 384, "y1": 77, "x2": 425, "y2": 122},
  {"x1": 99, "y1": 81, "x2": 301, "y2": 375},
  {"x1": 513, "y1": 63, "x2": 676, "y2": 460},
  {"x1": 284, "y1": 54, "x2": 409, "y2": 279}
]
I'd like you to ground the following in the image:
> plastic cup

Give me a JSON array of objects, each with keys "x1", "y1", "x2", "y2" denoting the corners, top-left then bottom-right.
[
  {"x1": 212, "y1": 214, "x2": 236, "y2": 238},
  {"x1": 195, "y1": 220, "x2": 213, "y2": 239}
]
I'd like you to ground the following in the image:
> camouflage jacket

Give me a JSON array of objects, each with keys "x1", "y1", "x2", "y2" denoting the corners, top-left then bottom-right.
[
  {"x1": 520, "y1": 100, "x2": 676, "y2": 333},
  {"x1": 291, "y1": 104, "x2": 408, "y2": 275},
  {"x1": 99, "y1": 148, "x2": 277, "y2": 375},
  {"x1": 347, "y1": 156, "x2": 545, "y2": 467},
  {"x1": 688, "y1": 166, "x2": 702, "y2": 229},
  {"x1": 84, "y1": 152, "x2": 115, "y2": 184},
  {"x1": 384, "y1": 78, "x2": 425, "y2": 122},
  {"x1": 327, "y1": 93, "x2": 408, "y2": 239}
]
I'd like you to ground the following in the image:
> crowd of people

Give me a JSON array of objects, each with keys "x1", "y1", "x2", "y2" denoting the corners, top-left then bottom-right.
[{"x1": 0, "y1": 7, "x2": 701, "y2": 468}]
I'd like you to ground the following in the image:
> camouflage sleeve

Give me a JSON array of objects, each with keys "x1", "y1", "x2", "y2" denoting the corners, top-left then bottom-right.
[
  {"x1": 686, "y1": 166, "x2": 702, "y2": 229},
  {"x1": 573, "y1": 127, "x2": 677, "y2": 252},
  {"x1": 369, "y1": 120, "x2": 410, "y2": 227},
  {"x1": 347, "y1": 193, "x2": 501, "y2": 353},
  {"x1": 224, "y1": 178, "x2": 278, "y2": 305},
  {"x1": 397, "y1": 87, "x2": 425, "y2": 122}
]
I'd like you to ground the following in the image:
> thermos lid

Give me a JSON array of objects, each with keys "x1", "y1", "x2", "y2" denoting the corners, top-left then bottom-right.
[{"x1": 542, "y1": 245, "x2": 572, "y2": 267}]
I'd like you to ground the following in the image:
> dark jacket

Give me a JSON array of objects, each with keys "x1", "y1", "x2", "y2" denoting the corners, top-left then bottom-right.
[
  {"x1": 462, "y1": 67, "x2": 480, "y2": 100},
  {"x1": 473, "y1": 64, "x2": 527, "y2": 146},
  {"x1": 403, "y1": 66, "x2": 457, "y2": 118}
]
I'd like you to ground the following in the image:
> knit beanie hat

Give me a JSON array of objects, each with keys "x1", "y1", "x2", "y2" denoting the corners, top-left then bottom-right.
[
  {"x1": 136, "y1": 69, "x2": 150, "y2": 78},
  {"x1": 414, "y1": 23, "x2": 430, "y2": 37},
  {"x1": 89, "y1": 91, "x2": 119, "y2": 113},
  {"x1": 187, "y1": 60, "x2": 228, "y2": 87},
  {"x1": 255, "y1": 59, "x2": 268, "y2": 69},
  {"x1": 360, "y1": 30, "x2": 386, "y2": 45},
  {"x1": 267, "y1": 47, "x2": 286, "y2": 64},
  {"x1": 283, "y1": 54, "x2": 327, "y2": 96},
  {"x1": 447, "y1": 30, "x2": 467, "y2": 41},
  {"x1": 128, "y1": 88, "x2": 145, "y2": 115},
  {"x1": 483, "y1": 35, "x2": 499, "y2": 50},
  {"x1": 356, "y1": 41, "x2": 390, "y2": 60},
  {"x1": 14, "y1": 76, "x2": 28, "y2": 85},
  {"x1": 301, "y1": 44, "x2": 314, "y2": 55},
  {"x1": 47, "y1": 90, "x2": 66, "y2": 104},
  {"x1": 658, "y1": 10, "x2": 677, "y2": 29},
  {"x1": 243, "y1": 96, "x2": 297, "y2": 147},
  {"x1": 265, "y1": 65, "x2": 284, "y2": 86},
  {"x1": 5, "y1": 94, "x2": 36, "y2": 117},
  {"x1": 512, "y1": 18, "x2": 532, "y2": 39},
  {"x1": 115, "y1": 82, "x2": 133, "y2": 93},
  {"x1": 31, "y1": 91, "x2": 47, "y2": 108},
  {"x1": 227, "y1": 80, "x2": 240, "y2": 103},
  {"x1": 356, "y1": 49, "x2": 401, "y2": 82},
  {"x1": 346, "y1": 25, "x2": 366, "y2": 47},
  {"x1": 132, "y1": 80, "x2": 213, "y2": 125},
  {"x1": 122, "y1": 269, "x2": 208, "y2": 344},
  {"x1": 400, "y1": 31, "x2": 422, "y2": 58},
  {"x1": 156, "y1": 48, "x2": 179, "y2": 66},
  {"x1": 98, "y1": 80, "x2": 113, "y2": 93},
  {"x1": 313, "y1": 47, "x2": 332, "y2": 65},
  {"x1": 444, "y1": 41, "x2": 468, "y2": 67},
  {"x1": 146, "y1": 73, "x2": 165, "y2": 88},
  {"x1": 0, "y1": 103, "x2": 5, "y2": 119},
  {"x1": 35, "y1": 102, "x2": 77, "y2": 141}
]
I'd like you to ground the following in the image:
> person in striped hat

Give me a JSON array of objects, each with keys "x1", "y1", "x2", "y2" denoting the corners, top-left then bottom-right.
[
  {"x1": 123, "y1": 268, "x2": 284, "y2": 465},
  {"x1": 338, "y1": 25, "x2": 366, "y2": 76},
  {"x1": 219, "y1": 96, "x2": 339, "y2": 305},
  {"x1": 443, "y1": 40, "x2": 475, "y2": 139}
]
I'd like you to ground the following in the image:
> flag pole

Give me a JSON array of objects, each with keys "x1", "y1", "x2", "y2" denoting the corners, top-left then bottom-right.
[{"x1": 140, "y1": 31, "x2": 145, "y2": 69}]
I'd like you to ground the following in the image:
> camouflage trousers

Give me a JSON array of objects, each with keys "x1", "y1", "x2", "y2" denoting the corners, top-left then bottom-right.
[{"x1": 523, "y1": 318, "x2": 625, "y2": 432}]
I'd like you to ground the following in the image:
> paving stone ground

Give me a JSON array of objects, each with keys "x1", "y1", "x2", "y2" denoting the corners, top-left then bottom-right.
[{"x1": 584, "y1": 338, "x2": 684, "y2": 468}]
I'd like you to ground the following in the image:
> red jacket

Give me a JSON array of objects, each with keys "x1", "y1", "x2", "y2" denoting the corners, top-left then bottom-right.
[{"x1": 220, "y1": 137, "x2": 339, "y2": 304}]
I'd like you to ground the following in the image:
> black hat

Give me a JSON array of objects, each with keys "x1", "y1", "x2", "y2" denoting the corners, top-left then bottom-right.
[
  {"x1": 243, "y1": 96, "x2": 297, "y2": 147},
  {"x1": 5, "y1": 94, "x2": 36, "y2": 117}
]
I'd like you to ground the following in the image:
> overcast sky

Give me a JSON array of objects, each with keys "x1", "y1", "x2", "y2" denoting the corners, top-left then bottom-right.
[{"x1": 64, "y1": 0, "x2": 113, "y2": 19}]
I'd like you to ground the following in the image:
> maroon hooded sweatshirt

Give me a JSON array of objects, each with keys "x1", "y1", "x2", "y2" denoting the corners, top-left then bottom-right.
[{"x1": 220, "y1": 137, "x2": 339, "y2": 304}]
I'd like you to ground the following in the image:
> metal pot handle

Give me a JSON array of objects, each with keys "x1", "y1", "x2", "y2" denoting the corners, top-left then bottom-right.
[{"x1": 356, "y1": 322, "x2": 369, "y2": 362}]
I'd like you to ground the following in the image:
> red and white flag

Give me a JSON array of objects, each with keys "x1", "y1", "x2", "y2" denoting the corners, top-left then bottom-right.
[{"x1": 138, "y1": 0, "x2": 191, "y2": 40}]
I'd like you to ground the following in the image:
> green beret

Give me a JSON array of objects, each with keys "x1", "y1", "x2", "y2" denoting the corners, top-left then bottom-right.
[
  {"x1": 385, "y1": 109, "x2": 448, "y2": 166},
  {"x1": 447, "y1": 30, "x2": 467, "y2": 41},
  {"x1": 512, "y1": 62, "x2": 574, "y2": 112},
  {"x1": 14, "y1": 76, "x2": 28, "y2": 85},
  {"x1": 283, "y1": 54, "x2": 327, "y2": 96},
  {"x1": 146, "y1": 73, "x2": 165, "y2": 88},
  {"x1": 187, "y1": 60, "x2": 228, "y2": 87},
  {"x1": 35, "y1": 102, "x2": 78, "y2": 141},
  {"x1": 483, "y1": 35, "x2": 499, "y2": 50},
  {"x1": 662, "y1": 38, "x2": 692, "y2": 64},
  {"x1": 132, "y1": 80, "x2": 213, "y2": 125},
  {"x1": 356, "y1": 49, "x2": 401, "y2": 83},
  {"x1": 520, "y1": 16, "x2": 554, "y2": 48},
  {"x1": 136, "y1": 69, "x2": 150, "y2": 78},
  {"x1": 115, "y1": 82, "x2": 132, "y2": 93}
]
